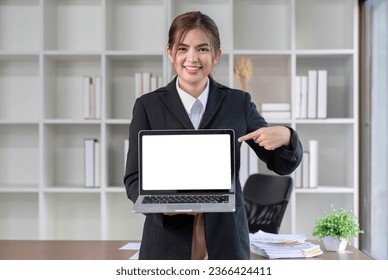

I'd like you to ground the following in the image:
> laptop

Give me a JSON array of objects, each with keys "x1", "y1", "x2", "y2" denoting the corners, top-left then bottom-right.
[{"x1": 132, "y1": 129, "x2": 236, "y2": 213}]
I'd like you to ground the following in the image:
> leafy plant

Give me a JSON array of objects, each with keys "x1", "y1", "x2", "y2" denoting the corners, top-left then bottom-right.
[{"x1": 312, "y1": 205, "x2": 363, "y2": 240}]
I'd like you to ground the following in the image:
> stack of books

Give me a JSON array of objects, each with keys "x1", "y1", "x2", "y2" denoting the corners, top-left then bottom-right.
[
  {"x1": 259, "y1": 102, "x2": 291, "y2": 120},
  {"x1": 249, "y1": 230, "x2": 323, "y2": 259}
]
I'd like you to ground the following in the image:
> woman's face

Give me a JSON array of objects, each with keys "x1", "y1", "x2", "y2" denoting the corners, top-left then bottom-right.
[{"x1": 167, "y1": 28, "x2": 221, "y2": 94}]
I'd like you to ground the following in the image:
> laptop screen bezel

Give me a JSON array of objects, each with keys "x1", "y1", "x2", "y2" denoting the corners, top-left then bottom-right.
[{"x1": 138, "y1": 129, "x2": 236, "y2": 195}]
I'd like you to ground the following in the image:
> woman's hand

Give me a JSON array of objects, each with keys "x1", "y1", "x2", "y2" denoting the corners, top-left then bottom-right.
[{"x1": 238, "y1": 126, "x2": 291, "y2": 150}]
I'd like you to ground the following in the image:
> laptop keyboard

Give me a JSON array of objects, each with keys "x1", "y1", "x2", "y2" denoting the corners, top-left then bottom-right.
[{"x1": 142, "y1": 195, "x2": 229, "y2": 204}]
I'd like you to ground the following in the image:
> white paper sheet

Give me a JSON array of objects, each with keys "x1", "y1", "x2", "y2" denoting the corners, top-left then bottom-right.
[{"x1": 119, "y1": 242, "x2": 141, "y2": 250}]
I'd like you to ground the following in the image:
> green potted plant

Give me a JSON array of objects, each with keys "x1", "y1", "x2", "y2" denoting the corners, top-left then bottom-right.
[{"x1": 312, "y1": 205, "x2": 363, "y2": 251}]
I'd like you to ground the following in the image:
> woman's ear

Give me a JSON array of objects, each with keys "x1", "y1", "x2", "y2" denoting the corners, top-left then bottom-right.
[
  {"x1": 213, "y1": 48, "x2": 222, "y2": 64},
  {"x1": 166, "y1": 47, "x2": 174, "y2": 63}
]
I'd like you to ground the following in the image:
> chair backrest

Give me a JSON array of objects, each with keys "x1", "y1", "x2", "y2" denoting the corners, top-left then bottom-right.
[{"x1": 243, "y1": 173, "x2": 293, "y2": 234}]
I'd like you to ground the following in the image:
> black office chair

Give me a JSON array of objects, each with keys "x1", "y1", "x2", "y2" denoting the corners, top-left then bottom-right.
[{"x1": 243, "y1": 173, "x2": 293, "y2": 234}]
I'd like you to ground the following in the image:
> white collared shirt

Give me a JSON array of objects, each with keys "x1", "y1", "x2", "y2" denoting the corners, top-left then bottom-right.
[{"x1": 176, "y1": 77, "x2": 209, "y2": 119}]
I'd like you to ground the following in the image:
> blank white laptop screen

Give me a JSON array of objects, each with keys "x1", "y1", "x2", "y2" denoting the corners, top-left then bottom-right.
[{"x1": 141, "y1": 134, "x2": 232, "y2": 191}]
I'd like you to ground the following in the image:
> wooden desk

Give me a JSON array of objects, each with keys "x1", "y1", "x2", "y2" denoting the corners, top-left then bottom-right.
[
  {"x1": 0, "y1": 240, "x2": 136, "y2": 260},
  {"x1": 0, "y1": 240, "x2": 372, "y2": 260}
]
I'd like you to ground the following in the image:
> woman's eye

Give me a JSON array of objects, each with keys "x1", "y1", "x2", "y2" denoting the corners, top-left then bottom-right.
[
  {"x1": 178, "y1": 47, "x2": 187, "y2": 52},
  {"x1": 198, "y1": 48, "x2": 209, "y2": 52}
]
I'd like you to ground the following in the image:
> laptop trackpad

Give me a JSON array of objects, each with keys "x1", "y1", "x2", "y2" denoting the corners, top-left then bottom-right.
[{"x1": 167, "y1": 204, "x2": 201, "y2": 212}]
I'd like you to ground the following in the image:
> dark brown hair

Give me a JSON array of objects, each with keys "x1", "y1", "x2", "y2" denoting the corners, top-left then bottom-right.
[{"x1": 168, "y1": 11, "x2": 221, "y2": 59}]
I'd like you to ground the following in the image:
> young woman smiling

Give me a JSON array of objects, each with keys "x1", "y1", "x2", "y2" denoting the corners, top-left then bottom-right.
[{"x1": 124, "y1": 11, "x2": 303, "y2": 260}]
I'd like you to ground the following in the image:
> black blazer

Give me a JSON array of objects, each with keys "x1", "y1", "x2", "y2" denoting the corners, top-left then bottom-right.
[{"x1": 124, "y1": 77, "x2": 303, "y2": 259}]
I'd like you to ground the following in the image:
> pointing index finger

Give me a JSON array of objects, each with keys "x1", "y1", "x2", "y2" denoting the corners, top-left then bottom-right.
[{"x1": 238, "y1": 131, "x2": 258, "y2": 142}]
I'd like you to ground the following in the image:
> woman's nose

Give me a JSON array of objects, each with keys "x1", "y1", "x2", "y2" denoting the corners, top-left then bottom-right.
[{"x1": 187, "y1": 49, "x2": 198, "y2": 63}]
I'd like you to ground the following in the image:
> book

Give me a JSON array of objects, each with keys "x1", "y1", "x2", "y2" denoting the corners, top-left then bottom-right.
[
  {"x1": 317, "y1": 70, "x2": 328, "y2": 119},
  {"x1": 94, "y1": 76, "x2": 101, "y2": 119},
  {"x1": 239, "y1": 141, "x2": 250, "y2": 186},
  {"x1": 300, "y1": 76, "x2": 308, "y2": 118},
  {"x1": 124, "y1": 138, "x2": 129, "y2": 174},
  {"x1": 307, "y1": 70, "x2": 317, "y2": 119},
  {"x1": 94, "y1": 141, "x2": 101, "y2": 188},
  {"x1": 294, "y1": 165, "x2": 302, "y2": 188},
  {"x1": 248, "y1": 147, "x2": 259, "y2": 174},
  {"x1": 84, "y1": 138, "x2": 100, "y2": 188},
  {"x1": 294, "y1": 76, "x2": 302, "y2": 119},
  {"x1": 84, "y1": 138, "x2": 97, "y2": 188},
  {"x1": 309, "y1": 140, "x2": 319, "y2": 188},
  {"x1": 261, "y1": 111, "x2": 291, "y2": 120},
  {"x1": 142, "y1": 72, "x2": 151, "y2": 95},
  {"x1": 89, "y1": 78, "x2": 96, "y2": 119},
  {"x1": 302, "y1": 151, "x2": 310, "y2": 188},
  {"x1": 151, "y1": 76, "x2": 158, "y2": 91},
  {"x1": 83, "y1": 76, "x2": 93, "y2": 119},
  {"x1": 260, "y1": 102, "x2": 291, "y2": 120},
  {"x1": 83, "y1": 76, "x2": 101, "y2": 119},
  {"x1": 134, "y1": 73, "x2": 143, "y2": 98},
  {"x1": 260, "y1": 102, "x2": 291, "y2": 112}
]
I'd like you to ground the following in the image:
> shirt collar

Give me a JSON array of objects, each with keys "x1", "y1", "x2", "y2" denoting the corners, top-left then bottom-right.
[{"x1": 176, "y1": 77, "x2": 209, "y2": 115}]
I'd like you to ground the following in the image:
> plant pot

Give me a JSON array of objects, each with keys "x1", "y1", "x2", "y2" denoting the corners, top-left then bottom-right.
[{"x1": 322, "y1": 236, "x2": 348, "y2": 252}]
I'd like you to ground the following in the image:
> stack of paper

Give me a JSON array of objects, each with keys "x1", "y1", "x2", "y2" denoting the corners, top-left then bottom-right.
[{"x1": 249, "y1": 230, "x2": 323, "y2": 259}]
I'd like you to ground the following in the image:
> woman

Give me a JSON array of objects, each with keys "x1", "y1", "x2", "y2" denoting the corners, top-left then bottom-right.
[{"x1": 124, "y1": 11, "x2": 303, "y2": 260}]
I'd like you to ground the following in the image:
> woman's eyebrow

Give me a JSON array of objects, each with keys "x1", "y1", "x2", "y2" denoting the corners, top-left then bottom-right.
[{"x1": 178, "y1": 43, "x2": 210, "y2": 48}]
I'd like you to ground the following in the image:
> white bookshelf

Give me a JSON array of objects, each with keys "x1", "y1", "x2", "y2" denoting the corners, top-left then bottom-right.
[{"x1": 0, "y1": 0, "x2": 359, "y2": 245}]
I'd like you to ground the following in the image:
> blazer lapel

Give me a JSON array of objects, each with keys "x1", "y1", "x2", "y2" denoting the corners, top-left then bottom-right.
[
  {"x1": 199, "y1": 78, "x2": 226, "y2": 129},
  {"x1": 160, "y1": 78, "x2": 194, "y2": 129}
]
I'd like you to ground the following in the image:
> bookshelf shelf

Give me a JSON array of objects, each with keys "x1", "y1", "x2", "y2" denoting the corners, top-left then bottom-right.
[
  {"x1": 105, "y1": 187, "x2": 126, "y2": 193},
  {"x1": 43, "y1": 187, "x2": 101, "y2": 193},
  {"x1": 296, "y1": 187, "x2": 355, "y2": 194},
  {"x1": 0, "y1": 0, "x2": 359, "y2": 245},
  {"x1": 295, "y1": 119, "x2": 356, "y2": 124},
  {"x1": 105, "y1": 119, "x2": 131, "y2": 125},
  {"x1": 0, "y1": 187, "x2": 40, "y2": 193},
  {"x1": 295, "y1": 49, "x2": 355, "y2": 55}
]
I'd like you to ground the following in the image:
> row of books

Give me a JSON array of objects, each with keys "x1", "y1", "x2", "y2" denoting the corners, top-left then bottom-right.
[
  {"x1": 83, "y1": 76, "x2": 101, "y2": 119},
  {"x1": 84, "y1": 138, "x2": 101, "y2": 188},
  {"x1": 295, "y1": 140, "x2": 319, "y2": 188},
  {"x1": 82, "y1": 73, "x2": 163, "y2": 120},
  {"x1": 250, "y1": 230, "x2": 323, "y2": 259},
  {"x1": 134, "y1": 72, "x2": 163, "y2": 98},
  {"x1": 83, "y1": 70, "x2": 326, "y2": 120},
  {"x1": 295, "y1": 70, "x2": 328, "y2": 119},
  {"x1": 259, "y1": 102, "x2": 291, "y2": 120}
]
